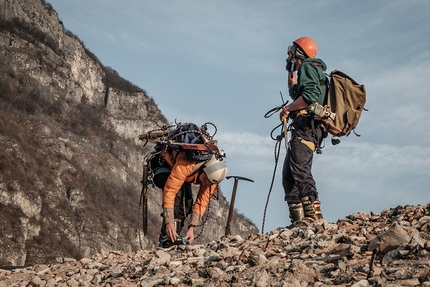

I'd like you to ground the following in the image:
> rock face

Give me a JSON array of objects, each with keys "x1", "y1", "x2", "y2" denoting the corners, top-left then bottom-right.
[
  {"x1": 0, "y1": 0, "x2": 258, "y2": 266},
  {"x1": 1, "y1": 204, "x2": 429, "y2": 286}
]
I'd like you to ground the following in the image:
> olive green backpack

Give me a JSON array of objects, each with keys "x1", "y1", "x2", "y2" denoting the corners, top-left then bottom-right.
[
  {"x1": 310, "y1": 69, "x2": 367, "y2": 139},
  {"x1": 325, "y1": 70, "x2": 366, "y2": 137}
]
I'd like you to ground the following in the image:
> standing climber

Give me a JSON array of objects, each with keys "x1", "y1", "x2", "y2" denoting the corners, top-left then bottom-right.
[
  {"x1": 158, "y1": 147, "x2": 228, "y2": 246},
  {"x1": 279, "y1": 36, "x2": 328, "y2": 226}
]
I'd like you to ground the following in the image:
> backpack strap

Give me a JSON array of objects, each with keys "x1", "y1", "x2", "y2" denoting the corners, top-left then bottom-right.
[
  {"x1": 166, "y1": 149, "x2": 208, "y2": 177},
  {"x1": 309, "y1": 61, "x2": 328, "y2": 87},
  {"x1": 189, "y1": 161, "x2": 206, "y2": 177}
]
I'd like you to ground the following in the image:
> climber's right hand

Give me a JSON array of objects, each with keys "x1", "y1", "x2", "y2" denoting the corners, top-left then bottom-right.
[
  {"x1": 165, "y1": 222, "x2": 177, "y2": 243},
  {"x1": 280, "y1": 106, "x2": 290, "y2": 122}
]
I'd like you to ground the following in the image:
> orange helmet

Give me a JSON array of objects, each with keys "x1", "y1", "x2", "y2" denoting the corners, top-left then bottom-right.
[{"x1": 294, "y1": 37, "x2": 318, "y2": 58}]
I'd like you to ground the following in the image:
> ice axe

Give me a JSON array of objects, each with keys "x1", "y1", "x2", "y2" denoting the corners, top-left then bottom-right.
[{"x1": 224, "y1": 175, "x2": 254, "y2": 236}]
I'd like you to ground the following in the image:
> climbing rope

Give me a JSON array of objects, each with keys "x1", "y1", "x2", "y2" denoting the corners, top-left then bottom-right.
[
  {"x1": 138, "y1": 183, "x2": 147, "y2": 250},
  {"x1": 138, "y1": 164, "x2": 150, "y2": 250},
  {"x1": 261, "y1": 98, "x2": 290, "y2": 234},
  {"x1": 261, "y1": 124, "x2": 286, "y2": 234},
  {"x1": 167, "y1": 122, "x2": 217, "y2": 142},
  {"x1": 180, "y1": 185, "x2": 214, "y2": 240},
  {"x1": 137, "y1": 150, "x2": 160, "y2": 249}
]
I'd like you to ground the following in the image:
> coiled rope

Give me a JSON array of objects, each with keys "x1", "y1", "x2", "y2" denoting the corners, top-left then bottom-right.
[
  {"x1": 261, "y1": 98, "x2": 290, "y2": 234},
  {"x1": 261, "y1": 123, "x2": 286, "y2": 234}
]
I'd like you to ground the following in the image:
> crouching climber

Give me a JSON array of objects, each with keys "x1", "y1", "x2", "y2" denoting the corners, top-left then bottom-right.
[{"x1": 156, "y1": 147, "x2": 228, "y2": 246}]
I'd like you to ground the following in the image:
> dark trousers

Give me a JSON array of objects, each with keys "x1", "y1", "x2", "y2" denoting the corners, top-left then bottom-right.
[{"x1": 282, "y1": 116, "x2": 325, "y2": 204}]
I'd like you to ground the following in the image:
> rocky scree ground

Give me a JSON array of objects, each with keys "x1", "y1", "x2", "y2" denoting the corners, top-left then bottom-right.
[{"x1": 1, "y1": 203, "x2": 429, "y2": 287}]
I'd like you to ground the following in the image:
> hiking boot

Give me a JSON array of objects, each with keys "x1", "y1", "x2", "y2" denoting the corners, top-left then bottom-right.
[
  {"x1": 288, "y1": 202, "x2": 304, "y2": 223},
  {"x1": 301, "y1": 196, "x2": 323, "y2": 223}
]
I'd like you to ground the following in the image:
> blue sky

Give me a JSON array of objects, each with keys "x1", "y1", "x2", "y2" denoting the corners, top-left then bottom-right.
[{"x1": 50, "y1": 0, "x2": 430, "y2": 233}]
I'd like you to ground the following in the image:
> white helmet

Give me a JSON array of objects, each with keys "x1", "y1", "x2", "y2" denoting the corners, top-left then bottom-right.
[{"x1": 203, "y1": 157, "x2": 228, "y2": 184}]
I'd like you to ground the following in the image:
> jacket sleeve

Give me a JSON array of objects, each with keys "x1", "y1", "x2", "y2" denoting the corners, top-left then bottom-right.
[
  {"x1": 192, "y1": 184, "x2": 217, "y2": 219},
  {"x1": 297, "y1": 62, "x2": 323, "y2": 105},
  {"x1": 162, "y1": 152, "x2": 196, "y2": 220},
  {"x1": 289, "y1": 84, "x2": 299, "y2": 101}
]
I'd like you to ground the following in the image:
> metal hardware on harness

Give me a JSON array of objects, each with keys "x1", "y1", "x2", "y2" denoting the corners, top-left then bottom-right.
[
  {"x1": 224, "y1": 176, "x2": 254, "y2": 236},
  {"x1": 307, "y1": 102, "x2": 336, "y2": 121}
]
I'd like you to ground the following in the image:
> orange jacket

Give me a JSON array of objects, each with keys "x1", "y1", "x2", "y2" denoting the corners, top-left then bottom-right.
[{"x1": 161, "y1": 149, "x2": 217, "y2": 223}]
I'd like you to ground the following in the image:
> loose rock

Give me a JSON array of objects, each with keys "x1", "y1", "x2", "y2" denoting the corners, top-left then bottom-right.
[{"x1": 1, "y1": 204, "x2": 430, "y2": 286}]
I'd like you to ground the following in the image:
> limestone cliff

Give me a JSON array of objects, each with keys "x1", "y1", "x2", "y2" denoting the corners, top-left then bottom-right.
[{"x1": 0, "y1": 0, "x2": 258, "y2": 266}]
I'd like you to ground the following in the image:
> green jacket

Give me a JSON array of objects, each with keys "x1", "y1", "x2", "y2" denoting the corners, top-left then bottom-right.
[{"x1": 289, "y1": 58, "x2": 328, "y2": 106}]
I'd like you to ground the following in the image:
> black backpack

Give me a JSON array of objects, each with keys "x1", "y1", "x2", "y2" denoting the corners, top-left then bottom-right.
[{"x1": 167, "y1": 123, "x2": 214, "y2": 161}]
